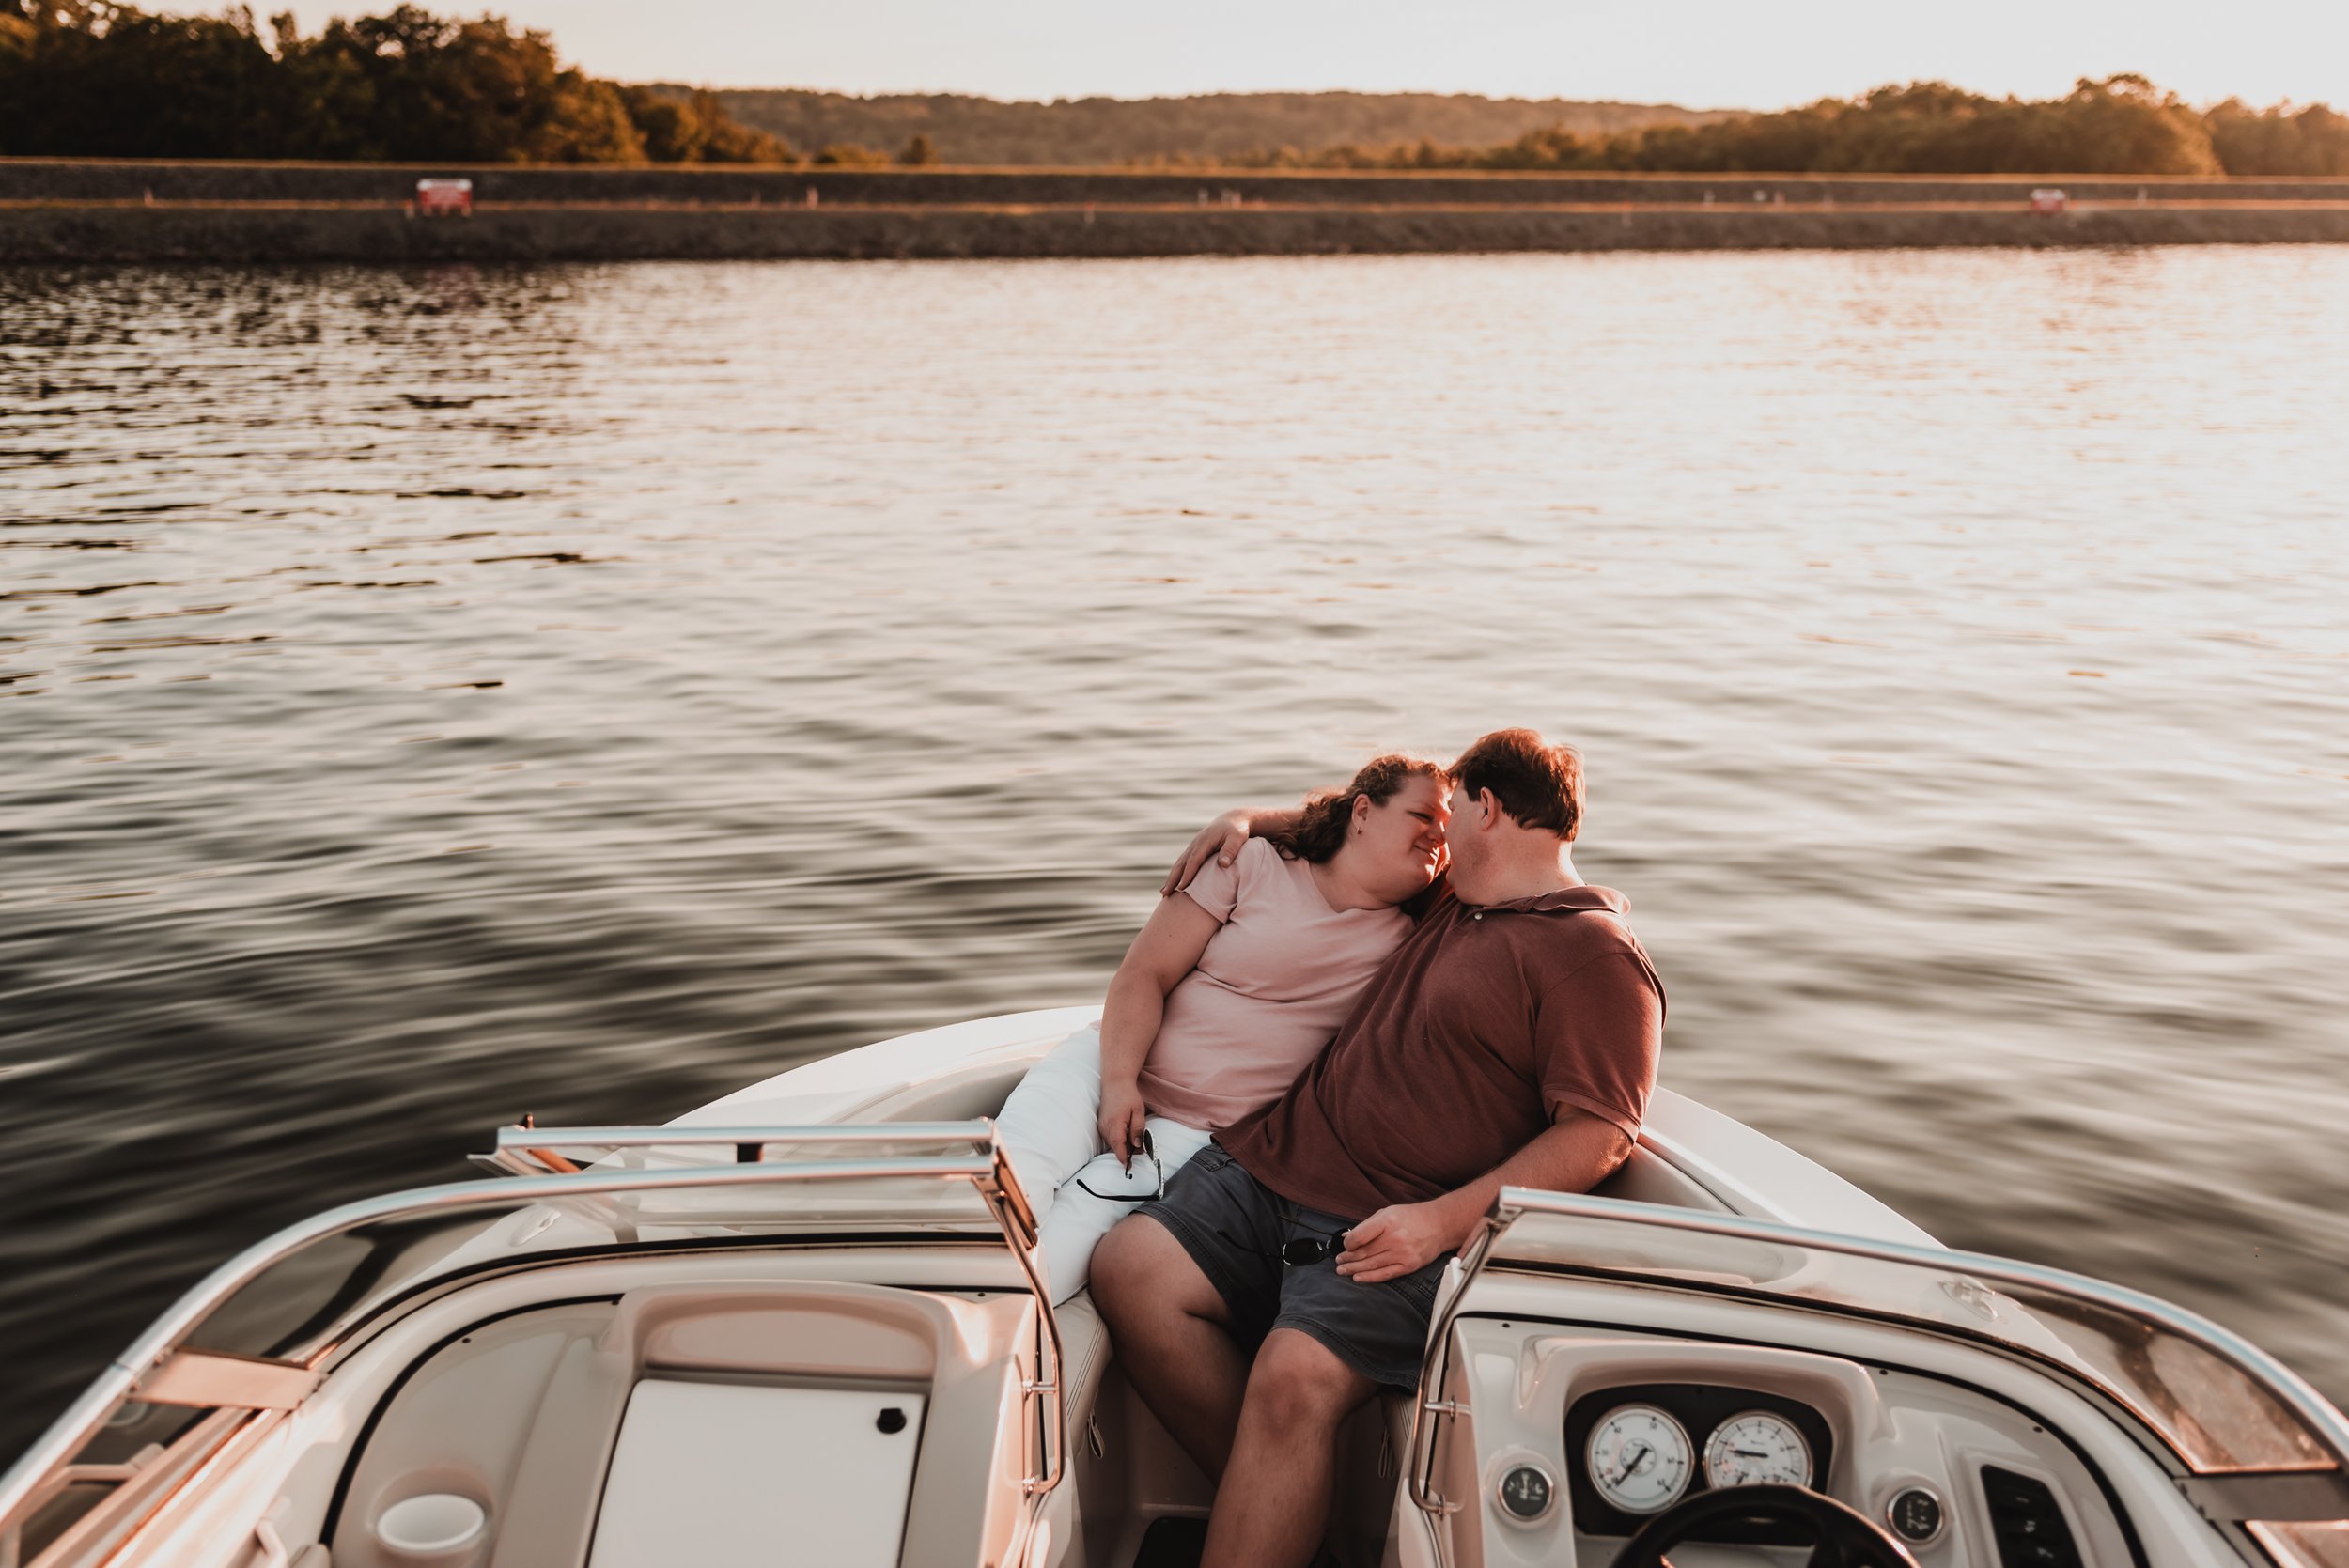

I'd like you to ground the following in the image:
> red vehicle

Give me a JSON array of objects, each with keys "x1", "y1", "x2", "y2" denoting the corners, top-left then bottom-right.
[
  {"x1": 415, "y1": 178, "x2": 474, "y2": 217},
  {"x1": 2030, "y1": 187, "x2": 2069, "y2": 214}
]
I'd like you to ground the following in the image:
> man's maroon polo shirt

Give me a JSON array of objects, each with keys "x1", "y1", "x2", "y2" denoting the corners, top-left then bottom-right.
[{"x1": 1221, "y1": 884, "x2": 1665, "y2": 1220}]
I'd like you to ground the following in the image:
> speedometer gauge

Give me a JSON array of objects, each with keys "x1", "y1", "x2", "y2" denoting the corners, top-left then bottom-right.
[
  {"x1": 1703, "y1": 1410, "x2": 1812, "y2": 1489},
  {"x1": 1587, "y1": 1404, "x2": 1693, "y2": 1514}
]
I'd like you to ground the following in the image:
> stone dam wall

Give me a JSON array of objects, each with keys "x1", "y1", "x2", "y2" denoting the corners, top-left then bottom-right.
[{"x1": 6, "y1": 160, "x2": 2348, "y2": 260}]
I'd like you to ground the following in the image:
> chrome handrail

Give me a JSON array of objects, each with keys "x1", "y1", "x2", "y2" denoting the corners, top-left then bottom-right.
[
  {"x1": 972, "y1": 1141, "x2": 1065, "y2": 1503},
  {"x1": 493, "y1": 1123, "x2": 999, "y2": 1152},
  {"x1": 1403, "y1": 1212, "x2": 1508, "y2": 1523},
  {"x1": 1403, "y1": 1187, "x2": 2349, "y2": 1528},
  {"x1": 481, "y1": 1122, "x2": 1002, "y2": 1176},
  {"x1": 0, "y1": 1130, "x2": 1068, "y2": 1544}
]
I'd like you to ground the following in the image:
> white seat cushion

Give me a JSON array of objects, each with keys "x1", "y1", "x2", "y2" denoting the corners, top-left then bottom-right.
[{"x1": 1056, "y1": 1290, "x2": 1112, "y2": 1428}]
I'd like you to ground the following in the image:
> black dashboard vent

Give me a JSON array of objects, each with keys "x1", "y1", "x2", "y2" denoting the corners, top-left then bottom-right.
[{"x1": 1981, "y1": 1465, "x2": 2083, "y2": 1568}]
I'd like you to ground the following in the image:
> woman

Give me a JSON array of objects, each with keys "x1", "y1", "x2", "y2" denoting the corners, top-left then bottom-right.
[{"x1": 997, "y1": 753, "x2": 1451, "y2": 1303}]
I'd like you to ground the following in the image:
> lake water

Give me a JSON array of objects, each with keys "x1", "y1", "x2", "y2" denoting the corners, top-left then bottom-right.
[{"x1": 3, "y1": 251, "x2": 2345, "y2": 1461}]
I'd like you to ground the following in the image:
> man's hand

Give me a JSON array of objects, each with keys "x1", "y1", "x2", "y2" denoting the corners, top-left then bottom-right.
[
  {"x1": 1159, "y1": 810, "x2": 1253, "y2": 896},
  {"x1": 1335, "y1": 1200, "x2": 1462, "y2": 1284},
  {"x1": 1098, "y1": 1079, "x2": 1148, "y2": 1168}
]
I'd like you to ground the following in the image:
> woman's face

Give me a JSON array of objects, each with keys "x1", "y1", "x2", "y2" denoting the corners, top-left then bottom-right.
[{"x1": 1353, "y1": 772, "x2": 1452, "y2": 895}]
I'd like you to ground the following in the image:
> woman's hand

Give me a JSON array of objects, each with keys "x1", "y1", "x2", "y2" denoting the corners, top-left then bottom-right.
[
  {"x1": 1098, "y1": 1079, "x2": 1149, "y2": 1168},
  {"x1": 1160, "y1": 809, "x2": 1254, "y2": 896}
]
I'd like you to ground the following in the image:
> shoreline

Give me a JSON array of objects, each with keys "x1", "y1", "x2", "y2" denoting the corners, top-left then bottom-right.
[
  {"x1": 8, "y1": 158, "x2": 2349, "y2": 207},
  {"x1": 7, "y1": 200, "x2": 2349, "y2": 262},
  {"x1": 9, "y1": 162, "x2": 2349, "y2": 260}
]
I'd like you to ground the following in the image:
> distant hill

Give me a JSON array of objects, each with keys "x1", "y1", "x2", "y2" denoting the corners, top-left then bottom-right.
[{"x1": 678, "y1": 89, "x2": 1737, "y2": 166}]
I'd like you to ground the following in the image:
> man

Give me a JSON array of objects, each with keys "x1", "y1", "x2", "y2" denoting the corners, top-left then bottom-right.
[{"x1": 1089, "y1": 728, "x2": 1665, "y2": 1568}]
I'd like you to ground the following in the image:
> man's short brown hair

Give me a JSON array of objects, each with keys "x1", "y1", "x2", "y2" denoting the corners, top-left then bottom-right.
[{"x1": 1450, "y1": 728, "x2": 1583, "y2": 841}]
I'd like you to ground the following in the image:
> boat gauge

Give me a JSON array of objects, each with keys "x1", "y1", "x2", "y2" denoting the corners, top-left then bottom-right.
[
  {"x1": 1495, "y1": 1463, "x2": 1556, "y2": 1522},
  {"x1": 1586, "y1": 1404, "x2": 1694, "y2": 1514},
  {"x1": 1702, "y1": 1410, "x2": 1813, "y2": 1490},
  {"x1": 1886, "y1": 1484, "x2": 1946, "y2": 1545}
]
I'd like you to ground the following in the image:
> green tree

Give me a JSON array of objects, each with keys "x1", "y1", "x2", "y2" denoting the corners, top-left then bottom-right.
[
  {"x1": 291, "y1": 7, "x2": 583, "y2": 162},
  {"x1": 528, "y1": 70, "x2": 645, "y2": 162},
  {"x1": 684, "y1": 88, "x2": 787, "y2": 161},
  {"x1": 2207, "y1": 99, "x2": 2349, "y2": 175},
  {"x1": 2033, "y1": 74, "x2": 2219, "y2": 174},
  {"x1": 616, "y1": 85, "x2": 787, "y2": 162},
  {"x1": 619, "y1": 83, "x2": 708, "y2": 162},
  {"x1": 2, "y1": 4, "x2": 294, "y2": 157},
  {"x1": 1330, "y1": 74, "x2": 2232, "y2": 177},
  {"x1": 811, "y1": 141, "x2": 887, "y2": 166}
]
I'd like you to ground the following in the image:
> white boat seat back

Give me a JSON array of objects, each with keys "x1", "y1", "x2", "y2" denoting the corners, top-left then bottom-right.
[{"x1": 856, "y1": 1055, "x2": 1732, "y2": 1213}]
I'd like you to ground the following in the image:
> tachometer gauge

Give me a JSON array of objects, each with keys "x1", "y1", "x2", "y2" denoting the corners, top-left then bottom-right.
[
  {"x1": 1703, "y1": 1410, "x2": 1812, "y2": 1489},
  {"x1": 1587, "y1": 1404, "x2": 1694, "y2": 1514}
]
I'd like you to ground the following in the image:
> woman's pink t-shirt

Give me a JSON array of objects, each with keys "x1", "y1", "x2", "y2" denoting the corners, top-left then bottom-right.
[{"x1": 1134, "y1": 837, "x2": 1413, "y2": 1133}]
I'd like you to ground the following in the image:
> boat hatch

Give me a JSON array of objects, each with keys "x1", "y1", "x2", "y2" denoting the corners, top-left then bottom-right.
[
  {"x1": 0, "y1": 1120, "x2": 1063, "y2": 1567},
  {"x1": 1407, "y1": 1188, "x2": 2349, "y2": 1557}
]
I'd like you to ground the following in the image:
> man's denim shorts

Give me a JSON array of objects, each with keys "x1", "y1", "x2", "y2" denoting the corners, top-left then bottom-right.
[{"x1": 1135, "y1": 1141, "x2": 1448, "y2": 1391}]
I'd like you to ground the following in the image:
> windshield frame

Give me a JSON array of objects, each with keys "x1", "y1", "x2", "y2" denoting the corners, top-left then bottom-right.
[
  {"x1": 1406, "y1": 1187, "x2": 2349, "y2": 1505},
  {"x1": 0, "y1": 1121, "x2": 1064, "y2": 1549}
]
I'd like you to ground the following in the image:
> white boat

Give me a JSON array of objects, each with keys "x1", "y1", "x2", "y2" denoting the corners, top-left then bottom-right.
[{"x1": 4, "y1": 1004, "x2": 2343, "y2": 1568}]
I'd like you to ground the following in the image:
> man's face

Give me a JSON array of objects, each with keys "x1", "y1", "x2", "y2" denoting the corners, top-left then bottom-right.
[{"x1": 1441, "y1": 785, "x2": 1499, "y2": 899}]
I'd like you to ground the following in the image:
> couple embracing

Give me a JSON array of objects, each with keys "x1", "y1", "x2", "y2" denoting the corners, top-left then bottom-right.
[{"x1": 997, "y1": 727, "x2": 1666, "y2": 1568}]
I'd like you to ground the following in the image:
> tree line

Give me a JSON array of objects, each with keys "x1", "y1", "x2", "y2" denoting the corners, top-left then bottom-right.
[
  {"x1": 1217, "y1": 78, "x2": 2349, "y2": 179},
  {"x1": 0, "y1": 1, "x2": 794, "y2": 162},
  {"x1": 5, "y1": 7, "x2": 2345, "y2": 178},
  {"x1": 699, "y1": 88, "x2": 1732, "y2": 169}
]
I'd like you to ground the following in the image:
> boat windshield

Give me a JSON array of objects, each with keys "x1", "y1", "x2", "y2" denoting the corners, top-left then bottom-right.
[
  {"x1": 1481, "y1": 1191, "x2": 2344, "y2": 1478},
  {"x1": 0, "y1": 1125, "x2": 1056, "y2": 1562},
  {"x1": 185, "y1": 1126, "x2": 1019, "y2": 1361}
]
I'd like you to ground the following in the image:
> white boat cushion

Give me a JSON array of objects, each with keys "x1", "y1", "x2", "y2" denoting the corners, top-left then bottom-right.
[{"x1": 1057, "y1": 1290, "x2": 1112, "y2": 1428}]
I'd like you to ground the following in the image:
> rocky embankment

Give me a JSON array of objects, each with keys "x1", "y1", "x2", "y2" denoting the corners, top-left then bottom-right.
[{"x1": 6, "y1": 160, "x2": 2347, "y2": 260}]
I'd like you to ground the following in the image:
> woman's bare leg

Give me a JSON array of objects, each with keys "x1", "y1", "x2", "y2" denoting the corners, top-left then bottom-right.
[{"x1": 1089, "y1": 1215, "x2": 1252, "y2": 1481}]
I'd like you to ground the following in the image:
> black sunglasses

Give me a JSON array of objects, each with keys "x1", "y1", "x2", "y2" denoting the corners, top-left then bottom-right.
[
  {"x1": 1218, "y1": 1219, "x2": 1347, "y2": 1266},
  {"x1": 1074, "y1": 1129, "x2": 1164, "y2": 1203}
]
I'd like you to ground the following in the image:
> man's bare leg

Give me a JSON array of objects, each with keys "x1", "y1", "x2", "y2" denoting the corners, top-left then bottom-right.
[
  {"x1": 1202, "y1": 1327, "x2": 1378, "y2": 1568},
  {"x1": 1090, "y1": 1215, "x2": 1253, "y2": 1481}
]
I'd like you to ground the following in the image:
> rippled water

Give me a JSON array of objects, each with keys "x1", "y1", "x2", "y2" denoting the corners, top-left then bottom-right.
[{"x1": 3, "y1": 252, "x2": 2345, "y2": 1460}]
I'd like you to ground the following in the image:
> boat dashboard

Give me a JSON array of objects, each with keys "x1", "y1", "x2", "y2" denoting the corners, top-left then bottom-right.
[{"x1": 1427, "y1": 1316, "x2": 2148, "y2": 1567}]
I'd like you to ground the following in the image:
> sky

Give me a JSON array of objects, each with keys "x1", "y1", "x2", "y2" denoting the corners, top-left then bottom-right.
[{"x1": 276, "y1": 0, "x2": 2347, "y2": 112}]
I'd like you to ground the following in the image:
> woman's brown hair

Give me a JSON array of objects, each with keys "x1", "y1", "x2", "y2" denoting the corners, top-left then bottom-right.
[{"x1": 1266, "y1": 753, "x2": 1451, "y2": 863}]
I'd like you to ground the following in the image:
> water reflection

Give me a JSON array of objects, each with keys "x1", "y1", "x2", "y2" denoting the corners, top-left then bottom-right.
[{"x1": 1, "y1": 253, "x2": 2345, "y2": 1464}]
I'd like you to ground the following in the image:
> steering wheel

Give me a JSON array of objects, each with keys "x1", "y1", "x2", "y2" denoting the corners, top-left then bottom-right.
[{"x1": 1612, "y1": 1484, "x2": 1921, "y2": 1568}]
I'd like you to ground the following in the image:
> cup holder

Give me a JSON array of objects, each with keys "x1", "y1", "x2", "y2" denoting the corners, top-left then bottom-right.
[{"x1": 376, "y1": 1492, "x2": 487, "y2": 1564}]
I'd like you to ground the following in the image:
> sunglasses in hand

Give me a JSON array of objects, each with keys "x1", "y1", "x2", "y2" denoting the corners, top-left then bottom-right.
[{"x1": 1075, "y1": 1129, "x2": 1165, "y2": 1203}]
